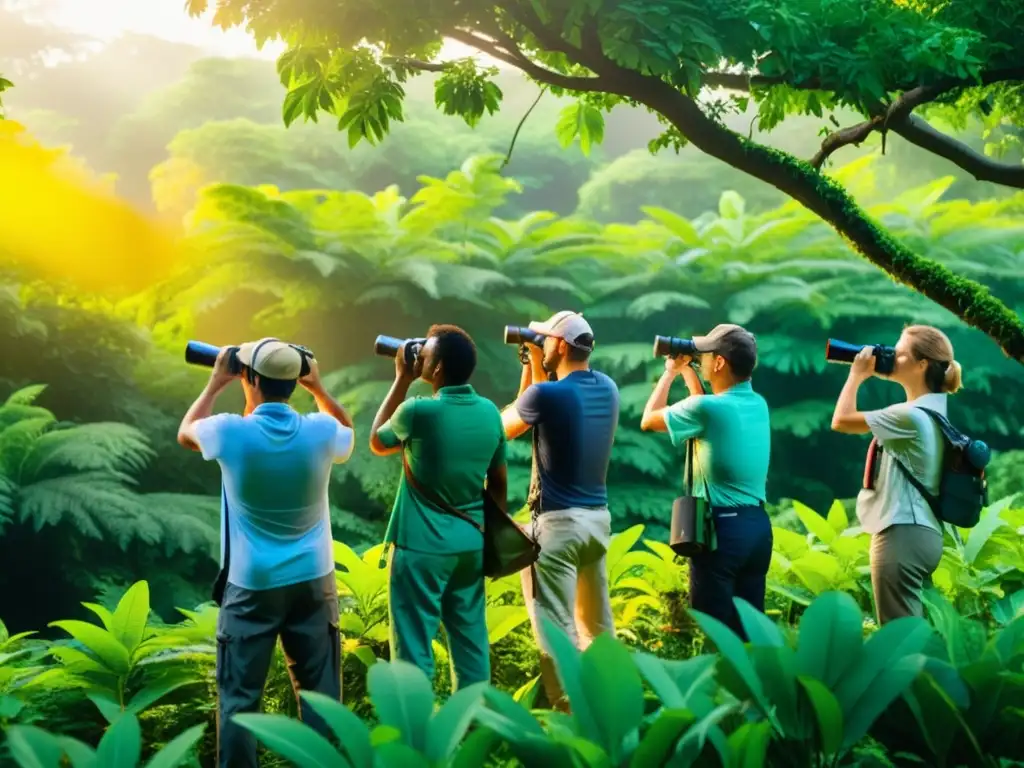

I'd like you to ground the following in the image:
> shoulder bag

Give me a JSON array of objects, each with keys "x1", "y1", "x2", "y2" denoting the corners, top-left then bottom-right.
[
  {"x1": 211, "y1": 486, "x2": 230, "y2": 606},
  {"x1": 669, "y1": 438, "x2": 716, "y2": 557},
  {"x1": 401, "y1": 453, "x2": 540, "y2": 579}
]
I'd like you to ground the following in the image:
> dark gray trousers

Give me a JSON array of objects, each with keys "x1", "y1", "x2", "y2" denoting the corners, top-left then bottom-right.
[
  {"x1": 215, "y1": 572, "x2": 341, "y2": 768},
  {"x1": 870, "y1": 524, "x2": 944, "y2": 625}
]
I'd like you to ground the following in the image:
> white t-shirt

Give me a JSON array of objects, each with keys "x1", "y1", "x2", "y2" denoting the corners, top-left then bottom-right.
[
  {"x1": 856, "y1": 393, "x2": 947, "y2": 536},
  {"x1": 193, "y1": 403, "x2": 354, "y2": 590}
]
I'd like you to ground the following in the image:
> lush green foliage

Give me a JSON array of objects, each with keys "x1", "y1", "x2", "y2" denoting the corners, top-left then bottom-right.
[
  {"x1": 3, "y1": 496, "x2": 1024, "y2": 767},
  {"x1": 185, "y1": 0, "x2": 1024, "y2": 358},
  {"x1": 2, "y1": 152, "x2": 1023, "y2": 633},
  {"x1": 143, "y1": 154, "x2": 1024, "y2": 535}
]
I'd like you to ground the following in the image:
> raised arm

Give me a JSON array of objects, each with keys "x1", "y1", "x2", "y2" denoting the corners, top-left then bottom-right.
[
  {"x1": 300, "y1": 358, "x2": 354, "y2": 430},
  {"x1": 177, "y1": 346, "x2": 237, "y2": 451},
  {"x1": 641, "y1": 356, "x2": 700, "y2": 432},
  {"x1": 831, "y1": 347, "x2": 876, "y2": 435}
]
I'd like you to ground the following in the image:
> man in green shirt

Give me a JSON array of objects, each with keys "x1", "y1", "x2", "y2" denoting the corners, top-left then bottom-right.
[
  {"x1": 641, "y1": 323, "x2": 772, "y2": 640},
  {"x1": 369, "y1": 324, "x2": 508, "y2": 688}
]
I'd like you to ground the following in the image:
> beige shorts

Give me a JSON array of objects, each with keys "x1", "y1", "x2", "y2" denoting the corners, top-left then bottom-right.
[{"x1": 520, "y1": 507, "x2": 615, "y2": 655}]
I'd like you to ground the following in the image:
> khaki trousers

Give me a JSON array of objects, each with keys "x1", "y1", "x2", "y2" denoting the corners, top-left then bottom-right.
[
  {"x1": 870, "y1": 523, "x2": 944, "y2": 625},
  {"x1": 521, "y1": 507, "x2": 615, "y2": 709}
]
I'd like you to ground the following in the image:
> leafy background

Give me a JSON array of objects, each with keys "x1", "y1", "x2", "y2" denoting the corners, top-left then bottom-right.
[
  {"x1": 2, "y1": 4, "x2": 1024, "y2": 767},
  {"x1": 1, "y1": 6, "x2": 1023, "y2": 633}
]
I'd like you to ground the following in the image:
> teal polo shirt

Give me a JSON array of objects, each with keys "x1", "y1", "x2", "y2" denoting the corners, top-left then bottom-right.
[
  {"x1": 664, "y1": 380, "x2": 770, "y2": 508},
  {"x1": 377, "y1": 385, "x2": 506, "y2": 554}
]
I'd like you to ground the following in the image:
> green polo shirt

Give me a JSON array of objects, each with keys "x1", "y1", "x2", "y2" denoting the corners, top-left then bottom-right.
[
  {"x1": 664, "y1": 380, "x2": 770, "y2": 508},
  {"x1": 377, "y1": 385, "x2": 506, "y2": 554}
]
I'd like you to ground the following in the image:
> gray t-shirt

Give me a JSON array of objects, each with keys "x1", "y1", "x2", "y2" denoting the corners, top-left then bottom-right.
[{"x1": 857, "y1": 392, "x2": 947, "y2": 535}]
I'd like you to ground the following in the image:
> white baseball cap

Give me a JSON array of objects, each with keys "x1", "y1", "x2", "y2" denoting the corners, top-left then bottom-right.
[
  {"x1": 237, "y1": 338, "x2": 305, "y2": 380},
  {"x1": 528, "y1": 311, "x2": 595, "y2": 350}
]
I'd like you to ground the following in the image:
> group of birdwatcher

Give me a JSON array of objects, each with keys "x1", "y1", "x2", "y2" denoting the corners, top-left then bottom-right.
[{"x1": 178, "y1": 311, "x2": 988, "y2": 767}]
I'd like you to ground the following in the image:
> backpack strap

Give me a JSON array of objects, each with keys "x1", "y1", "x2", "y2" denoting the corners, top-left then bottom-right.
[
  {"x1": 885, "y1": 405, "x2": 952, "y2": 519},
  {"x1": 888, "y1": 452, "x2": 941, "y2": 518},
  {"x1": 914, "y1": 406, "x2": 968, "y2": 449}
]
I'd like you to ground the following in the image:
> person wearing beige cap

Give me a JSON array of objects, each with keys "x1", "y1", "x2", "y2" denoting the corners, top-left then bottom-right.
[
  {"x1": 501, "y1": 310, "x2": 620, "y2": 710},
  {"x1": 641, "y1": 323, "x2": 772, "y2": 642},
  {"x1": 177, "y1": 337, "x2": 355, "y2": 768}
]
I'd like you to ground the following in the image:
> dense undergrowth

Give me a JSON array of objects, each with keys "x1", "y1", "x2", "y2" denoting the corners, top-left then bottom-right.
[{"x1": 2, "y1": 494, "x2": 1023, "y2": 767}]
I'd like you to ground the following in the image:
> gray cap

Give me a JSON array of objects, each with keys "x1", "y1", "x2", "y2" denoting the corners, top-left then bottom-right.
[{"x1": 693, "y1": 324, "x2": 758, "y2": 373}]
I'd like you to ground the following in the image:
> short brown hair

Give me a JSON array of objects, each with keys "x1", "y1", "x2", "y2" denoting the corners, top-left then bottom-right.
[{"x1": 903, "y1": 325, "x2": 962, "y2": 394}]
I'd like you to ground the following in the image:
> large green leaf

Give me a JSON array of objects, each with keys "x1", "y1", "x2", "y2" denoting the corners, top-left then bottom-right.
[
  {"x1": 424, "y1": 681, "x2": 487, "y2": 764},
  {"x1": 539, "y1": 616, "x2": 599, "y2": 741},
  {"x1": 628, "y1": 709, "x2": 696, "y2": 767},
  {"x1": 5, "y1": 725, "x2": 65, "y2": 768},
  {"x1": 688, "y1": 610, "x2": 771, "y2": 720},
  {"x1": 300, "y1": 691, "x2": 374, "y2": 768},
  {"x1": 726, "y1": 721, "x2": 772, "y2": 768},
  {"x1": 94, "y1": 714, "x2": 142, "y2": 768},
  {"x1": 833, "y1": 616, "x2": 934, "y2": 749},
  {"x1": 143, "y1": 724, "x2": 207, "y2": 768},
  {"x1": 366, "y1": 659, "x2": 435, "y2": 753},
  {"x1": 111, "y1": 581, "x2": 150, "y2": 656},
  {"x1": 233, "y1": 713, "x2": 349, "y2": 767},
  {"x1": 798, "y1": 675, "x2": 843, "y2": 756},
  {"x1": 794, "y1": 591, "x2": 863, "y2": 688},
  {"x1": 47, "y1": 621, "x2": 131, "y2": 675},
  {"x1": 579, "y1": 633, "x2": 646, "y2": 762}
]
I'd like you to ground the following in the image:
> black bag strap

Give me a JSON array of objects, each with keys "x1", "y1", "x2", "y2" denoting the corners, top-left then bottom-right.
[
  {"x1": 887, "y1": 449, "x2": 941, "y2": 517},
  {"x1": 222, "y1": 485, "x2": 231, "y2": 566},
  {"x1": 915, "y1": 407, "x2": 969, "y2": 449},
  {"x1": 401, "y1": 451, "x2": 485, "y2": 534}
]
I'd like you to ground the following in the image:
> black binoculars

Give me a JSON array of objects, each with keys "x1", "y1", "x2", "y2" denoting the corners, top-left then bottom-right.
[
  {"x1": 374, "y1": 335, "x2": 427, "y2": 366},
  {"x1": 185, "y1": 341, "x2": 243, "y2": 374},
  {"x1": 825, "y1": 339, "x2": 896, "y2": 375},
  {"x1": 184, "y1": 340, "x2": 313, "y2": 377},
  {"x1": 504, "y1": 326, "x2": 546, "y2": 346},
  {"x1": 653, "y1": 335, "x2": 698, "y2": 358}
]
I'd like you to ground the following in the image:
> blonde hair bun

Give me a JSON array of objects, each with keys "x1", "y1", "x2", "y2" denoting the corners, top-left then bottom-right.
[{"x1": 943, "y1": 360, "x2": 963, "y2": 394}]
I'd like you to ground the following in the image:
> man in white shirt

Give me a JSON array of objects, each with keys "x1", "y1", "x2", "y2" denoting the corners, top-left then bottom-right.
[{"x1": 177, "y1": 338, "x2": 355, "y2": 768}]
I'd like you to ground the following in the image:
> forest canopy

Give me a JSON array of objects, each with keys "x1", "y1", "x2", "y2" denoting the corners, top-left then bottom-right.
[{"x1": 188, "y1": 0, "x2": 1024, "y2": 362}]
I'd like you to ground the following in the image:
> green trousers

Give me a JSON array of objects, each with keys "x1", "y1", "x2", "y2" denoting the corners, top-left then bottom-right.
[{"x1": 388, "y1": 547, "x2": 490, "y2": 689}]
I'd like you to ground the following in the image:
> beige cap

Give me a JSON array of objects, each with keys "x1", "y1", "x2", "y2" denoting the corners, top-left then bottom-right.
[
  {"x1": 692, "y1": 324, "x2": 758, "y2": 370},
  {"x1": 237, "y1": 338, "x2": 304, "y2": 380},
  {"x1": 528, "y1": 310, "x2": 595, "y2": 349}
]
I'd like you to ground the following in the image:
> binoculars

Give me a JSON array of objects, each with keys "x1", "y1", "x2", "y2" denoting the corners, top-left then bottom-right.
[
  {"x1": 825, "y1": 339, "x2": 896, "y2": 375},
  {"x1": 652, "y1": 335, "x2": 698, "y2": 358},
  {"x1": 504, "y1": 326, "x2": 546, "y2": 347},
  {"x1": 184, "y1": 340, "x2": 313, "y2": 377},
  {"x1": 374, "y1": 335, "x2": 427, "y2": 366}
]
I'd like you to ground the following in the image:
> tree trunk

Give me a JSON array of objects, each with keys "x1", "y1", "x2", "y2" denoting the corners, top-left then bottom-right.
[{"x1": 633, "y1": 76, "x2": 1024, "y2": 364}]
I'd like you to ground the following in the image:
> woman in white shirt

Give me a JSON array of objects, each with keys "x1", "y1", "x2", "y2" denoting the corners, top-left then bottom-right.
[{"x1": 831, "y1": 325, "x2": 962, "y2": 625}]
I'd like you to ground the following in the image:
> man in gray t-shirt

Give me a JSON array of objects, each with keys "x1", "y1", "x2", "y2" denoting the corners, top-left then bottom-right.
[{"x1": 502, "y1": 310, "x2": 619, "y2": 711}]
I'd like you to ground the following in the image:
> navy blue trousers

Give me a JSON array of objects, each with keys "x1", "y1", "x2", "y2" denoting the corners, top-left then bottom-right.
[{"x1": 688, "y1": 505, "x2": 773, "y2": 641}]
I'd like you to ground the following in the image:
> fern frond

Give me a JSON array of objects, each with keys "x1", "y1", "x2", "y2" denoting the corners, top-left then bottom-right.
[
  {"x1": 140, "y1": 493, "x2": 221, "y2": 557},
  {"x1": 0, "y1": 416, "x2": 54, "y2": 480},
  {"x1": 5, "y1": 385, "x2": 47, "y2": 406},
  {"x1": 22, "y1": 423, "x2": 155, "y2": 481},
  {"x1": 18, "y1": 472, "x2": 148, "y2": 546}
]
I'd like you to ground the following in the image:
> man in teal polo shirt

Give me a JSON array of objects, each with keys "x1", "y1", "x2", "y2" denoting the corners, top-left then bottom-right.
[
  {"x1": 641, "y1": 323, "x2": 772, "y2": 640},
  {"x1": 369, "y1": 324, "x2": 508, "y2": 688}
]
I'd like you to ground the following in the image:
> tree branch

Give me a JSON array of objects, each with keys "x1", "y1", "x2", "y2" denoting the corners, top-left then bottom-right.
[
  {"x1": 612, "y1": 70, "x2": 1024, "y2": 362},
  {"x1": 704, "y1": 65, "x2": 1024, "y2": 94},
  {"x1": 890, "y1": 115, "x2": 1024, "y2": 188},
  {"x1": 445, "y1": 28, "x2": 608, "y2": 93},
  {"x1": 810, "y1": 68, "x2": 1024, "y2": 174}
]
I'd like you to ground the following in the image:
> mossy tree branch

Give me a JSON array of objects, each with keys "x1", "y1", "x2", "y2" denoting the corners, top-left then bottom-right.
[{"x1": 514, "y1": 54, "x2": 1024, "y2": 363}]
